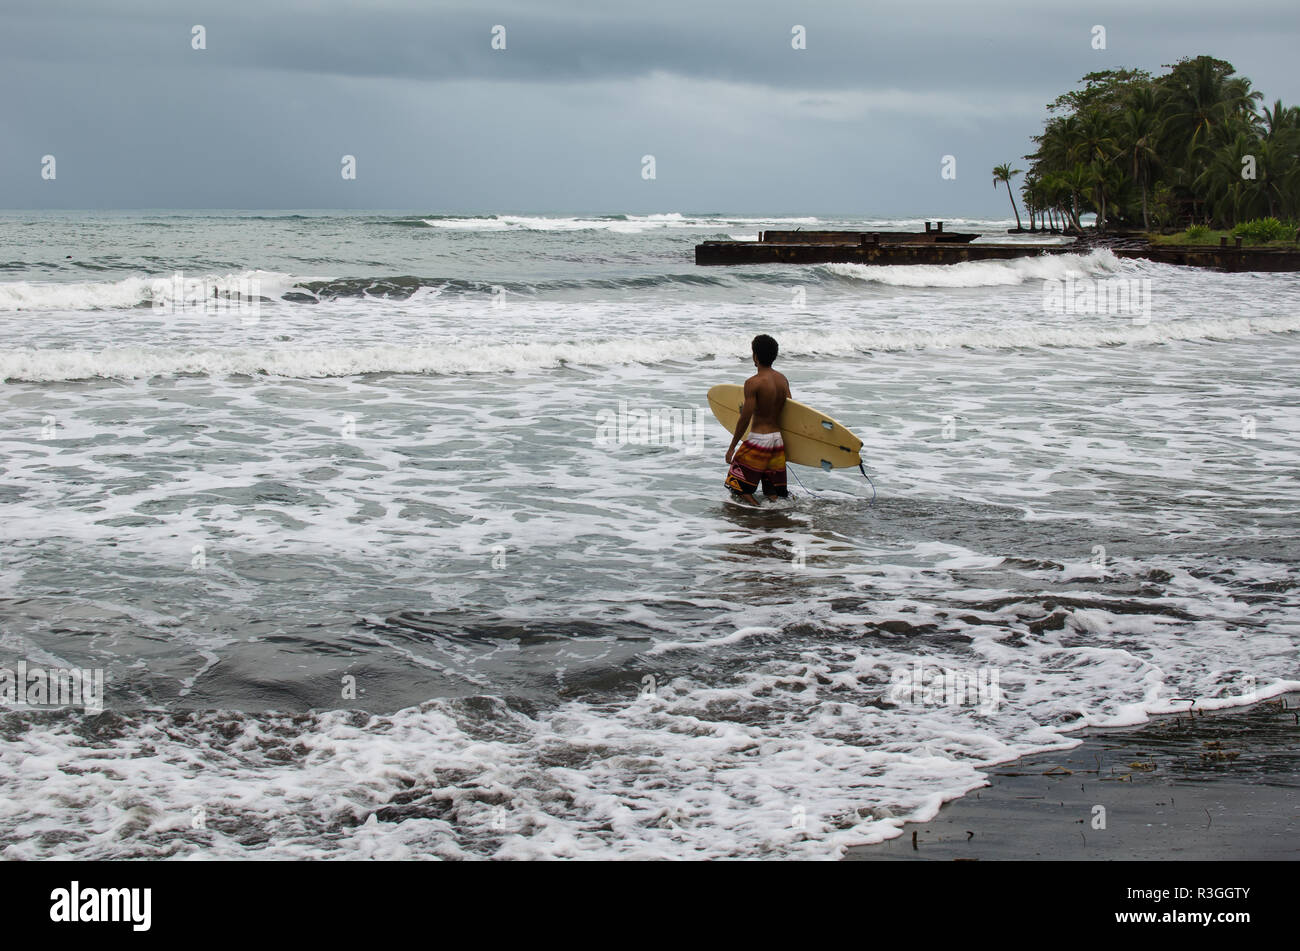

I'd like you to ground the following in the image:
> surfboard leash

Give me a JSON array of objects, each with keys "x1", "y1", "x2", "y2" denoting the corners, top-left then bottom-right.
[
  {"x1": 787, "y1": 463, "x2": 877, "y2": 506},
  {"x1": 859, "y1": 462, "x2": 877, "y2": 506},
  {"x1": 788, "y1": 465, "x2": 818, "y2": 498}
]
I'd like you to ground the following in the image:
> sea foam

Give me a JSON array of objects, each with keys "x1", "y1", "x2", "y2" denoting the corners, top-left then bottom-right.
[
  {"x1": 4, "y1": 314, "x2": 1299, "y2": 381},
  {"x1": 821, "y1": 250, "x2": 1124, "y2": 288},
  {"x1": 0, "y1": 271, "x2": 304, "y2": 312}
]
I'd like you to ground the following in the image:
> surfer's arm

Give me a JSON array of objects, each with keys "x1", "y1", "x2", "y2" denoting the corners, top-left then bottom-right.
[{"x1": 726, "y1": 388, "x2": 757, "y2": 463}]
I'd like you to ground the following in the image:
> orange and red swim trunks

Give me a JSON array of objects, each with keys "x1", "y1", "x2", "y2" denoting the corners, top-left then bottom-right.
[{"x1": 725, "y1": 430, "x2": 788, "y2": 498}]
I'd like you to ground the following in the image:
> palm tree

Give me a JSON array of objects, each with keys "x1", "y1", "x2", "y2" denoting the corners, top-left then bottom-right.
[
  {"x1": 1259, "y1": 100, "x2": 1300, "y2": 220},
  {"x1": 1119, "y1": 87, "x2": 1162, "y2": 230},
  {"x1": 1059, "y1": 165, "x2": 1093, "y2": 230},
  {"x1": 1033, "y1": 115, "x2": 1079, "y2": 177},
  {"x1": 1091, "y1": 160, "x2": 1128, "y2": 230},
  {"x1": 992, "y1": 163, "x2": 1024, "y2": 229},
  {"x1": 1159, "y1": 57, "x2": 1256, "y2": 156},
  {"x1": 1158, "y1": 56, "x2": 1263, "y2": 223},
  {"x1": 1195, "y1": 130, "x2": 1266, "y2": 226},
  {"x1": 1064, "y1": 109, "x2": 1119, "y2": 230},
  {"x1": 1022, "y1": 173, "x2": 1046, "y2": 230},
  {"x1": 1070, "y1": 108, "x2": 1118, "y2": 166}
]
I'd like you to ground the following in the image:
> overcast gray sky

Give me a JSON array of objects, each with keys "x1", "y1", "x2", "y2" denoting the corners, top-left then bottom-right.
[{"x1": 3, "y1": 0, "x2": 1298, "y2": 214}]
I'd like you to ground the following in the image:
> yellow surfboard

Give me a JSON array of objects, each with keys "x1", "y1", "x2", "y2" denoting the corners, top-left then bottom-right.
[{"x1": 707, "y1": 383, "x2": 863, "y2": 470}]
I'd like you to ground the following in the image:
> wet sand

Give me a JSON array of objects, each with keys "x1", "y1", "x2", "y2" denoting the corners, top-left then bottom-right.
[{"x1": 844, "y1": 694, "x2": 1300, "y2": 861}]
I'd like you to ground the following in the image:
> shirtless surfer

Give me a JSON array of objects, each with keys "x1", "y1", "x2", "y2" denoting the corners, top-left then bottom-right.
[{"x1": 725, "y1": 334, "x2": 790, "y2": 505}]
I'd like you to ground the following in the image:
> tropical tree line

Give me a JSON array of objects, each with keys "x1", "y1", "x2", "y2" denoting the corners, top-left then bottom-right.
[{"x1": 1001, "y1": 56, "x2": 1300, "y2": 233}]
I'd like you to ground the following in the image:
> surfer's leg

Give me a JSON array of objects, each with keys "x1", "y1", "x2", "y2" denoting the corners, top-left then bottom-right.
[
  {"x1": 758, "y1": 443, "x2": 788, "y2": 499},
  {"x1": 722, "y1": 472, "x2": 759, "y2": 504},
  {"x1": 760, "y1": 466, "x2": 788, "y2": 499},
  {"x1": 725, "y1": 457, "x2": 760, "y2": 501}
]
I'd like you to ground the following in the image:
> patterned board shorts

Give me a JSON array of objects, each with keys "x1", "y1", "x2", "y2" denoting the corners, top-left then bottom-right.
[{"x1": 725, "y1": 430, "x2": 788, "y2": 497}]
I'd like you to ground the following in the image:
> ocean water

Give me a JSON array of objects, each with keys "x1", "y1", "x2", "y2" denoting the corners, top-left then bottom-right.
[{"x1": 2, "y1": 210, "x2": 1298, "y2": 859}]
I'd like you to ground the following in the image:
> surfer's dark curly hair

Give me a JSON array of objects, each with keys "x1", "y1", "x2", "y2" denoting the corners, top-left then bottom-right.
[{"x1": 752, "y1": 334, "x2": 778, "y2": 367}]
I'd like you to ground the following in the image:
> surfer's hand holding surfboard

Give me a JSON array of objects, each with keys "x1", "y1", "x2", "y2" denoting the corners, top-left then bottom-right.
[{"x1": 707, "y1": 384, "x2": 864, "y2": 472}]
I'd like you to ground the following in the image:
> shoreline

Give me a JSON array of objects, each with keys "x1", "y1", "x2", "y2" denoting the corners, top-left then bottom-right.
[{"x1": 844, "y1": 694, "x2": 1300, "y2": 861}]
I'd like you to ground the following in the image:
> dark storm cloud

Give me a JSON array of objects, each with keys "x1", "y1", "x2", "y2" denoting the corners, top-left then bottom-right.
[
  {"x1": 8, "y1": 0, "x2": 1300, "y2": 91},
  {"x1": 2, "y1": 0, "x2": 1298, "y2": 211}
]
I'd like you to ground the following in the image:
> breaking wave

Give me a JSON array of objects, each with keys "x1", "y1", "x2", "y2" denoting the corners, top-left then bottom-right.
[
  {"x1": 418, "y1": 213, "x2": 822, "y2": 233},
  {"x1": 0, "y1": 252, "x2": 1140, "y2": 313},
  {"x1": 821, "y1": 251, "x2": 1127, "y2": 287},
  {"x1": 0, "y1": 271, "x2": 306, "y2": 312},
  {"x1": 6, "y1": 315, "x2": 1299, "y2": 382}
]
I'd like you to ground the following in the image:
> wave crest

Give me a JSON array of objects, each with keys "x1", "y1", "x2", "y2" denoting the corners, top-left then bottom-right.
[
  {"x1": 0, "y1": 271, "x2": 304, "y2": 312},
  {"x1": 821, "y1": 250, "x2": 1126, "y2": 288},
  {"x1": 5, "y1": 315, "x2": 1298, "y2": 382}
]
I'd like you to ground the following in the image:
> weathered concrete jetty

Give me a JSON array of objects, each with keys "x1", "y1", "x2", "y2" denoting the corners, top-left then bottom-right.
[
  {"x1": 695, "y1": 223, "x2": 1300, "y2": 272},
  {"x1": 1112, "y1": 237, "x2": 1300, "y2": 272}
]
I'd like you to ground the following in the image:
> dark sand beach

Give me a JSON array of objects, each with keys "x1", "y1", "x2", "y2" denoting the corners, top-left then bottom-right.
[{"x1": 845, "y1": 694, "x2": 1300, "y2": 860}]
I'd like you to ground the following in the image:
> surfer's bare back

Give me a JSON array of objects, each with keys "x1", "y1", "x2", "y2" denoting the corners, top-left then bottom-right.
[{"x1": 725, "y1": 334, "x2": 790, "y2": 505}]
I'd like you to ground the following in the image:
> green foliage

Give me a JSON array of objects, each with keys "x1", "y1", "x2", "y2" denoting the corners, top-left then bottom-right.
[
  {"x1": 1149, "y1": 183, "x2": 1178, "y2": 229},
  {"x1": 1151, "y1": 221, "x2": 1299, "y2": 246},
  {"x1": 1046, "y1": 69, "x2": 1154, "y2": 116},
  {"x1": 1151, "y1": 226, "x2": 1231, "y2": 245},
  {"x1": 1231, "y1": 217, "x2": 1294, "y2": 243},
  {"x1": 1023, "y1": 56, "x2": 1300, "y2": 231}
]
